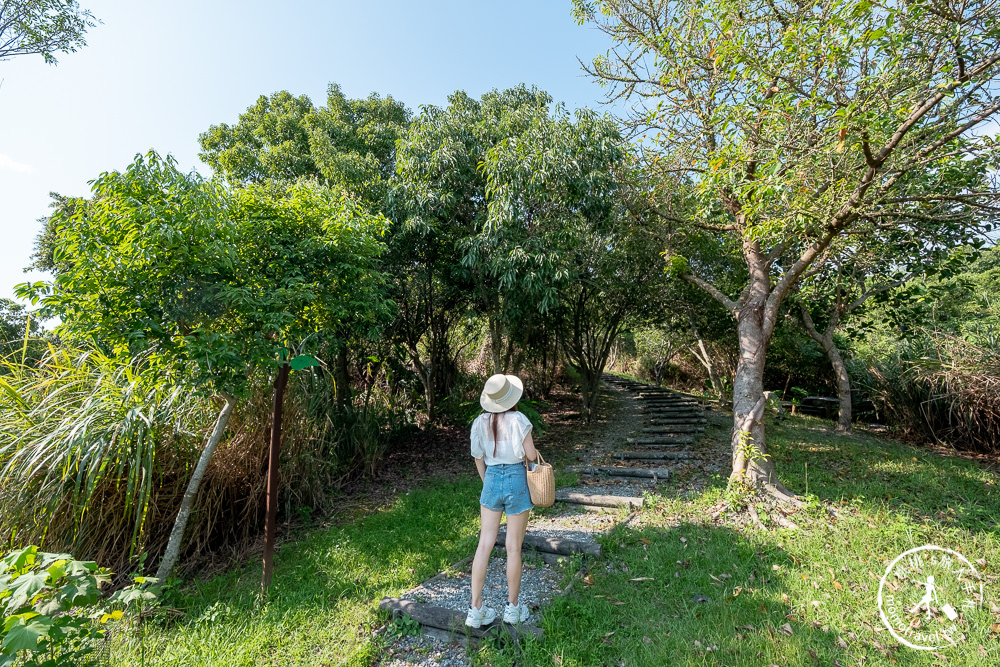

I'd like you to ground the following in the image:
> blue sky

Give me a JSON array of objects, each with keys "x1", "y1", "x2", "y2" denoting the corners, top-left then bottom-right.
[{"x1": 0, "y1": 0, "x2": 616, "y2": 301}]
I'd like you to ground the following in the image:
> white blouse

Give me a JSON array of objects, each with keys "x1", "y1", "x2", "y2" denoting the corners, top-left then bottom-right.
[{"x1": 470, "y1": 411, "x2": 533, "y2": 465}]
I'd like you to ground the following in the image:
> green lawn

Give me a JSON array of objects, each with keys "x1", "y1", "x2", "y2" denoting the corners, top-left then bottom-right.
[
  {"x1": 492, "y1": 416, "x2": 1000, "y2": 666},
  {"x1": 110, "y1": 479, "x2": 482, "y2": 666},
  {"x1": 113, "y1": 415, "x2": 999, "y2": 666}
]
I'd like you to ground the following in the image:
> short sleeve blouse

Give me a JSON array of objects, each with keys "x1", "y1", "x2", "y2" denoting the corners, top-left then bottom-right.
[{"x1": 470, "y1": 411, "x2": 533, "y2": 465}]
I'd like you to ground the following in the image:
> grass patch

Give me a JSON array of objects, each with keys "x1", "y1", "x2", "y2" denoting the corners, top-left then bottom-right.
[
  {"x1": 111, "y1": 415, "x2": 1000, "y2": 665},
  {"x1": 477, "y1": 416, "x2": 1000, "y2": 666},
  {"x1": 111, "y1": 476, "x2": 481, "y2": 666}
]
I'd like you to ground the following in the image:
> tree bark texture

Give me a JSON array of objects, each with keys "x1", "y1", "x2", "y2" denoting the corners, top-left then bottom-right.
[
  {"x1": 798, "y1": 304, "x2": 853, "y2": 432},
  {"x1": 262, "y1": 363, "x2": 290, "y2": 593},
  {"x1": 689, "y1": 316, "x2": 723, "y2": 401},
  {"x1": 155, "y1": 392, "x2": 236, "y2": 581}
]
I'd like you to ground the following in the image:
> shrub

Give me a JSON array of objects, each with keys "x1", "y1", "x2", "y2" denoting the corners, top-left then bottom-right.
[{"x1": 0, "y1": 545, "x2": 156, "y2": 667}]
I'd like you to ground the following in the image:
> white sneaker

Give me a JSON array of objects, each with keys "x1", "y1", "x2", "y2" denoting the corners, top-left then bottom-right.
[
  {"x1": 503, "y1": 602, "x2": 530, "y2": 624},
  {"x1": 465, "y1": 604, "x2": 497, "y2": 628}
]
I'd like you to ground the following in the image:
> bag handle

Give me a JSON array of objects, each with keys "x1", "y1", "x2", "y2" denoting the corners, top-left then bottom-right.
[{"x1": 526, "y1": 451, "x2": 545, "y2": 469}]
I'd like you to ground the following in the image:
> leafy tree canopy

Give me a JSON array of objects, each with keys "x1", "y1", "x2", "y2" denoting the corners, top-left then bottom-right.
[
  {"x1": 18, "y1": 152, "x2": 390, "y2": 395},
  {"x1": 0, "y1": 0, "x2": 97, "y2": 64}
]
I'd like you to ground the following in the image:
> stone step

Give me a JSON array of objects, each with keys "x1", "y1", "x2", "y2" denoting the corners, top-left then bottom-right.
[
  {"x1": 637, "y1": 408, "x2": 703, "y2": 416},
  {"x1": 555, "y1": 491, "x2": 644, "y2": 509},
  {"x1": 580, "y1": 466, "x2": 671, "y2": 481},
  {"x1": 637, "y1": 399, "x2": 699, "y2": 406},
  {"x1": 614, "y1": 450, "x2": 692, "y2": 461},
  {"x1": 380, "y1": 597, "x2": 543, "y2": 641},
  {"x1": 641, "y1": 424, "x2": 704, "y2": 433},
  {"x1": 645, "y1": 420, "x2": 706, "y2": 428},
  {"x1": 495, "y1": 530, "x2": 602, "y2": 558},
  {"x1": 626, "y1": 435, "x2": 695, "y2": 446}
]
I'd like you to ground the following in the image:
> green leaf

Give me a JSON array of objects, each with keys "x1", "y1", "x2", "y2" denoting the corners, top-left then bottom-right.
[
  {"x1": 1, "y1": 615, "x2": 52, "y2": 653},
  {"x1": 289, "y1": 355, "x2": 319, "y2": 371}
]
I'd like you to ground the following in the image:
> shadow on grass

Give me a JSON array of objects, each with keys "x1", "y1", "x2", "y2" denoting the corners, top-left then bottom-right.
[
  {"x1": 765, "y1": 416, "x2": 999, "y2": 535},
  {"x1": 502, "y1": 519, "x2": 994, "y2": 667}
]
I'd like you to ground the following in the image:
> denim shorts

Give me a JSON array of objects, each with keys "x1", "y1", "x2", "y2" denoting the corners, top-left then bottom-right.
[{"x1": 480, "y1": 463, "x2": 533, "y2": 515}]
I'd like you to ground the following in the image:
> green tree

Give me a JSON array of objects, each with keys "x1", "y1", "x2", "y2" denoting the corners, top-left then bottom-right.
[
  {"x1": 575, "y1": 0, "x2": 1000, "y2": 499},
  {"x1": 389, "y1": 86, "x2": 553, "y2": 419},
  {"x1": 478, "y1": 106, "x2": 667, "y2": 419},
  {"x1": 18, "y1": 153, "x2": 389, "y2": 587},
  {"x1": 0, "y1": 0, "x2": 96, "y2": 64},
  {"x1": 0, "y1": 298, "x2": 42, "y2": 362},
  {"x1": 199, "y1": 85, "x2": 408, "y2": 408},
  {"x1": 198, "y1": 91, "x2": 317, "y2": 185}
]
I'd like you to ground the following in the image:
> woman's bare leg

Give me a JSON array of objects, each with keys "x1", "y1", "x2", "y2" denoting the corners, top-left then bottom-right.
[
  {"x1": 504, "y1": 509, "x2": 530, "y2": 605},
  {"x1": 471, "y1": 506, "x2": 503, "y2": 609}
]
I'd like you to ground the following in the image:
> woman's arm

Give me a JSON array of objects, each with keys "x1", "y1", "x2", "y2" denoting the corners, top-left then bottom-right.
[
  {"x1": 475, "y1": 457, "x2": 486, "y2": 482},
  {"x1": 522, "y1": 431, "x2": 538, "y2": 463}
]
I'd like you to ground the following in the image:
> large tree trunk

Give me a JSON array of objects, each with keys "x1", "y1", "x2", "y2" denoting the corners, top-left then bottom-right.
[
  {"x1": 155, "y1": 392, "x2": 236, "y2": 581},
  {"x1": 730, "y1": 300, "x2": 778, "y2": 487},
  {"x1": 262, "y1": 363, "x2": 290, "y2": 593}
]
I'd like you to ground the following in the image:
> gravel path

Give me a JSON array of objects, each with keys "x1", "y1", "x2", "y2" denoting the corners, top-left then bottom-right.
[{"x1": 376, "y1": 379, "x2": 686, "y2": 665}]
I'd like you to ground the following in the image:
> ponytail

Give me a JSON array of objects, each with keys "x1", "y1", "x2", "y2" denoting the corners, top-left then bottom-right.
[{"x1": 488, "y1": 404, "x2": 519, "y2": 457}]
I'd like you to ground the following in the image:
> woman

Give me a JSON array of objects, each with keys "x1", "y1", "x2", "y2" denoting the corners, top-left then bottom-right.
[{"x1": 466, "y1": 373, "x2": 538, "y2": 628}]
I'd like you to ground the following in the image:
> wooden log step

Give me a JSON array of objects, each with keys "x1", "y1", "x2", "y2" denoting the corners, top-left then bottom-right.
[
  {"x1": 495, "y1": 545, "x2": 571, "y2": 565},
  {"x1": 637, "y1": 409, "x2": 702, "y2": 416},
  {"x1": 638, "y1": 400, "x2": 699, "y2": 407},
  {"x1": 580, "y1": 466, "x2": 671, "y2": 480},
  {"x1": 614, "y1": 450, "x2": 692, "y2": 461},
  {"x1": 555, "y1": 491, "x2": 644, "y2": 509},
  {"x1": 641, "y1": 424, "x2": 704, "y2": 433},
  {"x1": 496, "y1": 530, "x2": 602, "y2": 557},
  {"x1": 646, "y1": 416, "x2": 706, "y2": 424},
  {"x1": 627, "y1": 436, "x2": 695, "y2": 446},
  {"x1": 379, "y1": 597, "x2": 544, "y2": 640}
]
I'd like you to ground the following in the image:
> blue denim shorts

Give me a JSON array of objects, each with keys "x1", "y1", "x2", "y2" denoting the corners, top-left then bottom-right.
[{"x1": 480, "y1": 463, "x2": 533, "y2": 515}]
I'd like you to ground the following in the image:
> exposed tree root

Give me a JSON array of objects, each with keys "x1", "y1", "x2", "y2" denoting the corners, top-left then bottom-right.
[
  {"x1": 761, "y1": 481, "x2": 804, "y2": 508},
  {"x1": 710, "y1": 502, "x2": 729, "y2": 521},
  {"x1": 746, "y1": 503, "x2": 767, "y2": 530},
  {"x1": 770, "y1": 511, "x2": 799, "y2": 531}
]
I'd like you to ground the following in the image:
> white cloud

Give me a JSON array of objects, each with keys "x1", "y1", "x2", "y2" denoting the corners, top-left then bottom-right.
[{"x1": 0, "y1": 154, "x2": 33, "y2": 173}]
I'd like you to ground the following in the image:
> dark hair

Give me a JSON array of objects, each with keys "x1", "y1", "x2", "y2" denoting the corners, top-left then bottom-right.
[{"x1": 489, "y1": 405, "x2": 519, "y2": 456}]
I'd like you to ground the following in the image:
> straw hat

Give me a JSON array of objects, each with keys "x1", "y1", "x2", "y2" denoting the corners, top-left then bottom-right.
[{"x1": 480, "y1": 374, "x2": 524, "y2": 413}]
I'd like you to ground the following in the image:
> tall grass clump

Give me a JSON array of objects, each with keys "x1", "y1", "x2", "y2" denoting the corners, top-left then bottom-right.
[
  {"x1": 0, "y1": 345, "x2": 415, "y2": 575},
  {"x1": 860, "y1": 330, "x2": 1000, "y2": 453},
  {"x1": 0, "y1": 345, "x2": 205, "y2": 573}
]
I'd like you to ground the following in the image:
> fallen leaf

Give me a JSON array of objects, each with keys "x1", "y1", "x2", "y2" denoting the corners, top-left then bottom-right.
[
  {"x1": 642, "y1": 636, "x2": 652, "y2": 644},
  {"x1": 680, "y1": 536, "x2": 687, "y2": 543},
  {"x1": 779, "y1": 623, "x2": 794, "y2": 636},
  {"x1": 833, "y1": 581, "x2": 843, "y2": 591},
  {"x1": 583, "y1": 574, "x2": 595, "y2": 585},
  {"x1": 640, "y1": 538, "x2": 651, "y2": 546},
  {"x1": 837, "y1": 636, "x2": 849, "y2": 649},
  {"x1": 728, "y1": 586, "x2": 743, "y2": 600},
  {"x1": 553, "y1": 655, "x2": 563, "y2": 666},
  {"x1": 631, "y1": 577, "x2": 654, "y2": 582}
]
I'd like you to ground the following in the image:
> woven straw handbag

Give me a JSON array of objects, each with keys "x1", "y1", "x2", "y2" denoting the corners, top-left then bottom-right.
[{"x1": 525, "y1": 451, "x2": 555, "y2": 507}]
